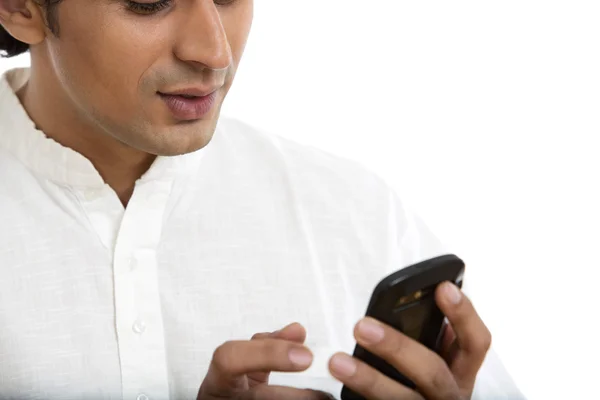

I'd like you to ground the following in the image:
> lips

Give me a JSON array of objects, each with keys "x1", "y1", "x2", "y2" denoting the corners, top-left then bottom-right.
[
  {"x1": 158, "y1": 89, "x2": 218, "y2": 121},
  {"x1": 159, "y1": 86, "x2": 219, "y2": 98}
]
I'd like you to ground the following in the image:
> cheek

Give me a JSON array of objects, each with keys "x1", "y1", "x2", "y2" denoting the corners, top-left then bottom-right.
[{"x1": 49, "y1": 5, "x2": 169, "y2": 118}]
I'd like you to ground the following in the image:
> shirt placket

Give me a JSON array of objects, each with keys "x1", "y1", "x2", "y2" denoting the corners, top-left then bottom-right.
[{"x1": 79, "y1": 179, "x2": 173, "y2": 400}]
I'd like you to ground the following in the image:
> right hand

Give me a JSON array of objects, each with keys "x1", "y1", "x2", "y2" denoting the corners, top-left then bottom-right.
[{"x1": 196, "y1": 322, "x2": 334, "y2": 400}]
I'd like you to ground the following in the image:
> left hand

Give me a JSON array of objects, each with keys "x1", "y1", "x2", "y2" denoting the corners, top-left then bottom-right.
[{"x1": 328, "y1": 282, "x2": 492, "y2": 400}]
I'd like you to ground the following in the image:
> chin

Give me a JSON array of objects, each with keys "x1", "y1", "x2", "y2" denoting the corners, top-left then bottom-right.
[{"x1": 147, "y1": 124, "x2": 216, "y2": 156}]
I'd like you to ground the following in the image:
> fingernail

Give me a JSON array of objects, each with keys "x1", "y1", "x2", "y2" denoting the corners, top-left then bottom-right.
[
  {"x1": 443, "y1": 282, "x2": 462, "y2": 305},
  {"x1": 357, "y1": 318, "x2": 385, "y2": 343},
  {"x1": 289, "y1": 348, "x2": 313, "y2": 367},
  {"x1": 330, "y1": 353, "x2": 357, "y2": 377}
]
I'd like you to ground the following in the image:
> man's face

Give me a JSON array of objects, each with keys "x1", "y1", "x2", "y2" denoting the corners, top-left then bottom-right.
[{"x1": 43, "y1": 0, "x2": 253, "y2": 156}]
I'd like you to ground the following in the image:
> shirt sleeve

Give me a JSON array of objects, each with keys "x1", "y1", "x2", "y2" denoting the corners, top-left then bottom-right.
[{"x1": 387, "y1": 189, "x2": 527, "y2": 400}]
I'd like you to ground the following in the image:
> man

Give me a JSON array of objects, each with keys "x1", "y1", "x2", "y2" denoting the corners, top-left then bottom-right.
[{"x1": 0, "y1": 0, "x2": 525, "y2": 399}]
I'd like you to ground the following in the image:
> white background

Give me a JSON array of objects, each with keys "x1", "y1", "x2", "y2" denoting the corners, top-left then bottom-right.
[{"x1": 2, "y1": 1, "x2": 598, "y2": 399}]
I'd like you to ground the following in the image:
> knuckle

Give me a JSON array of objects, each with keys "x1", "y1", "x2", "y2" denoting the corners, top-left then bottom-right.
[
  {"x1": 427, "y1": 360, "x2": 456, "y2": 396},
  {"x1": 354, "y1": 362, "x2": 380, "y2": 393},
  {"x1": 387, "y1": 334, "x2": 410, "y2": 360},
  {"x1": 258, "y1": 338, "x2": 287, "y2": 363},
  {"x1": 473, "y1": 329, "x2": 493, "y2": 353},
  {"x1": 485, "y1": 328, "x2": 493, "y2": 346},
  {"x1": 211, "y1": 341, "x2": 235, "y2": 372},
  {"x1": 455, "y1": 297, "x2": 474, "y2": 318}
]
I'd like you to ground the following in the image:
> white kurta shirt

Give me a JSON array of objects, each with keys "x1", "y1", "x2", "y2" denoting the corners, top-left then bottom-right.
[{"x1": 0, "y1": 68, "x2": 525, "y2": 400}]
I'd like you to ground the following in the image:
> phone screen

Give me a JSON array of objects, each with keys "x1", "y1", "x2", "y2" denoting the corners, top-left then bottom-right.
[
  {"x1": 388, "y1": 286, "x2": 437, "y2": 342},
  {"x1": 396, "y1": 297, "x2": 435, "y2": 340}
]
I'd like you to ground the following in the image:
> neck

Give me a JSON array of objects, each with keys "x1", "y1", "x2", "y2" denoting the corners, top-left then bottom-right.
[{"x1": 17, "y1": 61, "x2": 155, "y2": 206}]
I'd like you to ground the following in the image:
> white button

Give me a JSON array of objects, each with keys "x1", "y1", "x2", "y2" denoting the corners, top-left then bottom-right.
[
  {"x1": 132, "y1": 319, "x2": 146, "y2": 334},
  {"x1": 136, "y1": 394, "x2": 149, "y2": 400}
]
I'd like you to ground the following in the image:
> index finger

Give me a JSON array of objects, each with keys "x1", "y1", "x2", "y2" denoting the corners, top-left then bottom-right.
[
  {"x1": 200, "y1": 338, "x2": 314, "y2": 398},
  {"x1": 248, "y1": 323, "x2": 307, "y2": 386}
]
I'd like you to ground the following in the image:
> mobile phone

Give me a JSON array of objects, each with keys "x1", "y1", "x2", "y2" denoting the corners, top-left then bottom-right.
[{"x1": 340, "y1": 254, "x2": 465, "y2": 400}]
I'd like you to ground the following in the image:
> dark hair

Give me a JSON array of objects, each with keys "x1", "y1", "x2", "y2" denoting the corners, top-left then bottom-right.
[{"x1": 0, "y1": 0, "x2": 62, "y2": 58}]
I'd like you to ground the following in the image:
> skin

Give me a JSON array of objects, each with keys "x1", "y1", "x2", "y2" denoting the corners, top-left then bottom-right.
[
  {"x1": 1, "y1": 2, "x2": 492, "y2": 398},
  {"x1": 328, "y1": 282, "x2": 492, "y2": 400},
  {"x1": 207, "y1": 283, "x2": 491, "y2": 400},
  {"x1": 0, "y1": 0, "x2": 253, "y2": 204},
  {"x1": 197, "y1": 282, "x2": 490, "y2": 400},
  {"x1": 197, "y1": 323, "x2": 334, "y2": 400}
]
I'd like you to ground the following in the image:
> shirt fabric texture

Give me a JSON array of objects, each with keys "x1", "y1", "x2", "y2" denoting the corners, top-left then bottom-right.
[{"x1": 0, "y1": 69, "x2": 525, "y2": 400}]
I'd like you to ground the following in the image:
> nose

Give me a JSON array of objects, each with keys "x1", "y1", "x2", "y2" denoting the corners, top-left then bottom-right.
[{"x1": 173, "y1": 1, "x2": 233, "y2": 71}]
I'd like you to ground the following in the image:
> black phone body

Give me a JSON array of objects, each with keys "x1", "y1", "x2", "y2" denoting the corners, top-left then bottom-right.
[{"x1": 340, "y1": 254, "x2": 465, "y2": 400}]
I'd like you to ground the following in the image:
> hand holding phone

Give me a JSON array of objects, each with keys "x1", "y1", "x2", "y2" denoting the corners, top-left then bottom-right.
[{"x1": 331, "y1": 254, "x2": 491, "y2": 400}]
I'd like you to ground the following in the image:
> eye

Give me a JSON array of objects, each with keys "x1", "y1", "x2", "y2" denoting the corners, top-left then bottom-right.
[{"x1": 126, "y1": 0, "x2": 173, "y2": 15}]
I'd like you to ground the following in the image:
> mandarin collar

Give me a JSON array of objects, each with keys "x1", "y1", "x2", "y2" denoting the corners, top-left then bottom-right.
[{"x1": 0, "y1": 68, "x2": 207, "y2": 188}]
